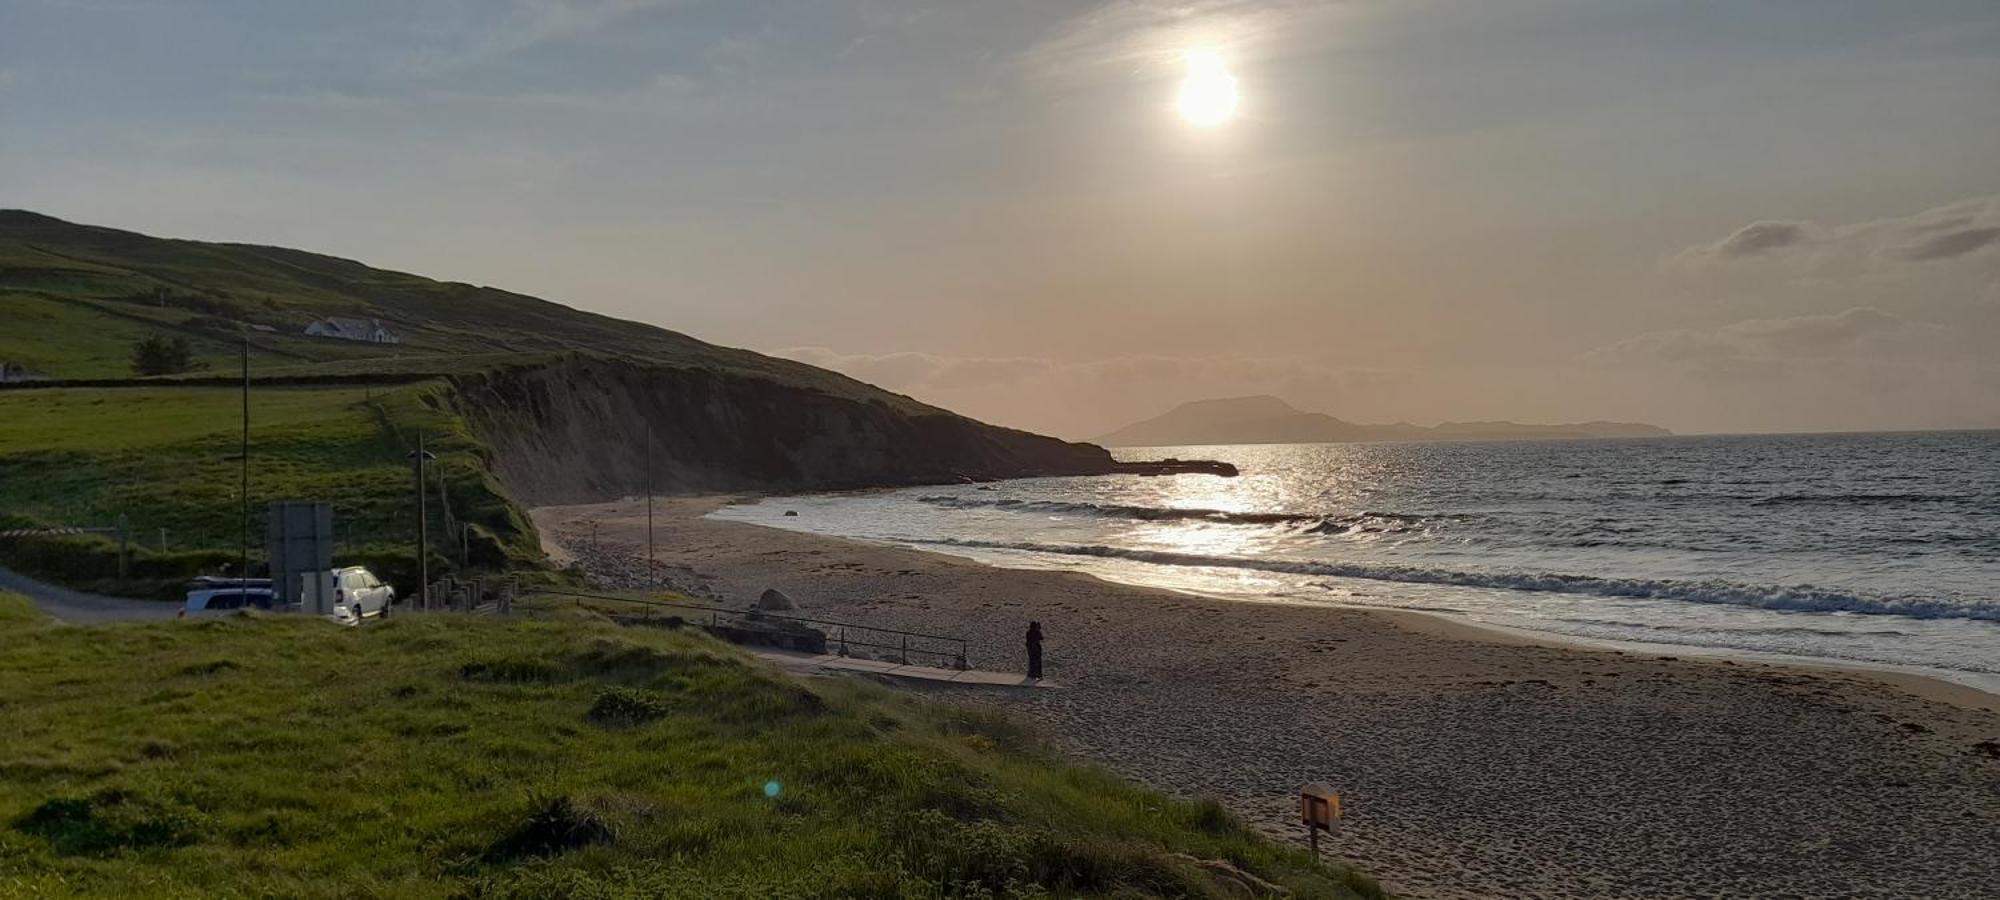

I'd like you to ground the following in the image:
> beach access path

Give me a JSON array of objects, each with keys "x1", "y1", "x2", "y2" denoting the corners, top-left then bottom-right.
[
  {"x1": 0, "y1": 565, "x2": 177, "y2": 624},
  {"x1": 537, "y1": 496, "x2": 2000, "y2": 900}
]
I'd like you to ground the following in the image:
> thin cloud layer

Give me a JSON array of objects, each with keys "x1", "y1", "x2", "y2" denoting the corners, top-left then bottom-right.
[
  {"x1": 1679, "y1": 195, "x2": 2000, "y2": 275},
  {"x1": 1585, "y1": 308, "x2": 1952, "y2": 369}
]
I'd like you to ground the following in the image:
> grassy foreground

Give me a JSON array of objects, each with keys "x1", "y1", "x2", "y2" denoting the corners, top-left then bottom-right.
[{"x1": 0, "y1": 595, "x2": 1381, "y2": 898}]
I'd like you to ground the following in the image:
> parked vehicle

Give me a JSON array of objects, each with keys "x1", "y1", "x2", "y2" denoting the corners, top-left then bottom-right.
[
  {"x1": 331, "y1": 566, "x2": 395, "y2": 619},
  {"x1": 182, "y1": 580, "x2": 275, "y2": 617}
]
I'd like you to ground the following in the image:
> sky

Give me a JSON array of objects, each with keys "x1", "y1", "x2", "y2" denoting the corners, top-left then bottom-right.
[{"x1": 3, "y1": 0, "x2": 1998, "y2": 438}]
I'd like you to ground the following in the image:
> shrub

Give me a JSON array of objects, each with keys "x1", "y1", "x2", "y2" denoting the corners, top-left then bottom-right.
[
  {"x1": 129, "y1": 335, "x2": 199, "y2": 376},
  {"x1": 586, "y1": 687, "x2": 672, "y2": 727},
  {"x1": 485, "y1": 794, "x2": 614, "y2": 861}
]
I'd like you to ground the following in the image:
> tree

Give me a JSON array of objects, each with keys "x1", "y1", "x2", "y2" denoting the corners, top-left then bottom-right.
[{"x1": 130, "y1": 335, "x2": 197, "y2": 376}]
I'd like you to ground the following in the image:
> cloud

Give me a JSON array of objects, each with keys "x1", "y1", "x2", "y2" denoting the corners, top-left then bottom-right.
[
  {"x1": 396, "y1": 0, "x2": 693, "y2": 76},
  {"x1": 1585, "y1": 307, "x2": 1950, "y2": 367},
  {"x1": 1712, "y1": 221, "x2": 1815, "y2": 258},
  {"x1": 1020, "y1": 0, "x2": 1350, "y2": 87},
  {"x1": 1897, "y1": 225, "x2": 2000, "y2": 262},
  {"x1": 1677, "y1": 194, "x2": 2000, "y2": 274}
]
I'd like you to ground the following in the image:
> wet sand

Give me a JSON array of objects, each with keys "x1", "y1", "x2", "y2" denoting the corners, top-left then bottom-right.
[{"x1": 535, "y1": 497, "x2": 2000, "y2": 900}]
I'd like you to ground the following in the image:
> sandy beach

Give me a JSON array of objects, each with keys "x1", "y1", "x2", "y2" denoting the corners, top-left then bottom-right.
[{"x1": 534, "y1": 497, "x2": 2000, "y2": 900}]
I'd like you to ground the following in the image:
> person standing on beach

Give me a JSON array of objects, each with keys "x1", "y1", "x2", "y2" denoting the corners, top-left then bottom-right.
[{"x1": 1025, "y1": 621, "x2": 1044, "y2": 679}]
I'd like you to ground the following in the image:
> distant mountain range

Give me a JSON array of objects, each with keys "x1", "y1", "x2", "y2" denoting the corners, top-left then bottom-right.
[{"x1": 1096, "y1": 396, "x2": 1670, "y2": 447}]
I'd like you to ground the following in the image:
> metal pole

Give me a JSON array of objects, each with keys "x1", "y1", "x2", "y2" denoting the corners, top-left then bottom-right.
[
  {"x1": 414, "y1": 431, "x2": 429, "y2": 610},
  {"x1": 239, "y1": 331, "x2": 249, "y2": 589},
  {"x1": 117, "y1": 513, "x2": 129, "y2": 580},
  {"x1": 645, "y1": 422, "x2": 655, "y2": 587}
]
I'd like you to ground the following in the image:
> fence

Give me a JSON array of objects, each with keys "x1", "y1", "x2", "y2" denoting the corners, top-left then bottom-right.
[{"x1": 525, "y1": 587, "x2": 971, "y2": 670}]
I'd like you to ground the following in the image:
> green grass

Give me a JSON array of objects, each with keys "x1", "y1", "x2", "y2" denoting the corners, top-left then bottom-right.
[
  {"x1": 0, "y1": 383, "x2": 537, "y2": 598},
  {"x1": 0, "y1": 592, "x2": 46, "y2": 627},
  {"x1": 0, "y1": 210, "x2": 938, "y2": 416},
  {"x1": 0, "y1": 610, "x2": 1382, "y2": 898}
]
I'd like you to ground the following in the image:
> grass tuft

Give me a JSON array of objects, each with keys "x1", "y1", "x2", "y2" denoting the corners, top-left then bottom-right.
[
  {"x1": 174, "y1": 658, "x2": 239, "y2": 677},
  {"x1": 586, "y1": 687, "x2": 673, "y2": 728},
  {"x1": 459, "y1": 655, "x2": 561, "y2": 683},
  {"x1": 486, "y1": 794, "x2": 616, "y2": 861}
]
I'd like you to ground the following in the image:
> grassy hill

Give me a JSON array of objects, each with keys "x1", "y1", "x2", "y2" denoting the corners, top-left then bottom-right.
[
  {"x1": 0, "y1": 210, "x2": 925, "y2": 407},
  {"x1": 0, "y1": 212, "x2": 1134, "y2": 598},
  {"x1": 0, "y1": 594, "x2": 1380, "y2": 899}
]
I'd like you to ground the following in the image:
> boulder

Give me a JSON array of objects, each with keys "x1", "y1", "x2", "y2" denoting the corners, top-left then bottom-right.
[{"x1": 755, "y1": 588, "x2": 797, "y2": 611}]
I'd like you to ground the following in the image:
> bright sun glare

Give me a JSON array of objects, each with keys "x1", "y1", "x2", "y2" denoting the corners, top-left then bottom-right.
[{"x1": 1176, "y1": 49, "x2": 1239, "y2": 127}]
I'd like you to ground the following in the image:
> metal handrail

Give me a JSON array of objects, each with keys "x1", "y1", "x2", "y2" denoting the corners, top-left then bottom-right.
[{"x1": 523, "y1": 587, "x2": 971, "y2": 669}]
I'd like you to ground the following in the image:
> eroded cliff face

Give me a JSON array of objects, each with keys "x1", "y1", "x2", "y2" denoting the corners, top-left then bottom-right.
[{"x1": 451, "y1": 358, "x2": 1123, "y2": 505}]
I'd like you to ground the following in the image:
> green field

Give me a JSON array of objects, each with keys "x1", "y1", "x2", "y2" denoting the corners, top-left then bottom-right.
[
  {"x1": 0, "y1": 595, "x2": 1380, "y2": 899},
  {"x1": 0, "y1": 383, "x2": 535, "y2": 598},
  {"x1": 0, "y1": 211, "x2": 934, "y2": 415}
]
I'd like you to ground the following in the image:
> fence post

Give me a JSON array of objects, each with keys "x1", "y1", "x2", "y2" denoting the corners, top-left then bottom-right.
[
  {"x1": 838, "y1": 628, "x2": 847, "y2": 657},
  {"x1": 956, "y1": 640, "x2": 967, "y2": 671},
  {"x1": 901, "y1": 634, "x2": 909, "y2": 666},
  {"x1": 116, "y1": 514, "x2": 129, "y2": 580}
]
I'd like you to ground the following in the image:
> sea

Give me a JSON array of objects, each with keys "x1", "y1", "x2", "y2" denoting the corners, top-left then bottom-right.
[{"x1": 712, "y1": 432, "x2": 2000, "y2": 694}]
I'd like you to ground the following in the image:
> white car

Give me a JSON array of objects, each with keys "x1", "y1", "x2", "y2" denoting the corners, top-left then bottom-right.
[
  {"x1": 330, "y1": 566, "x2": 396, "y2": 620},
  {"x1": 182, "y1": 580, "x2": 275, "y2": 617}
]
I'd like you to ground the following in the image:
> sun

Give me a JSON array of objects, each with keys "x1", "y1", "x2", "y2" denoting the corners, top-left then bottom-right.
[{"x1": 1176, "y1": 49, "x2": 1239, "y2": 127}]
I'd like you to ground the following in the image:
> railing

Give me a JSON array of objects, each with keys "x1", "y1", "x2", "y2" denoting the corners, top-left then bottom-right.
[{"x1": 524, "y1": 587, "x2": 971, "y2": 670}]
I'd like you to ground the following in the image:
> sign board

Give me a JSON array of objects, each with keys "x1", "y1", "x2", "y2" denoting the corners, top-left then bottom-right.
[
  {"x1": 265, "y1": 502, "x2": 333, "y2": 606},
  {"x1": 1299, "y1": 782, "x2": 1342, "y2": 830}
]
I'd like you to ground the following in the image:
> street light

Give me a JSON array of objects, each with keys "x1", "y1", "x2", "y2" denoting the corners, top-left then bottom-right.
[{"x1": 408, "y1": 433, "x2": 437, "y2": 611}]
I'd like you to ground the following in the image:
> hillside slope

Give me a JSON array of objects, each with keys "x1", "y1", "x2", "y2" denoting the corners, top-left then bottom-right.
[
  {"x1": 0, "y1": 209, "x2": 937, "y2": 406},
  {"x1": 0, "y1": 597, "x2": 1380, "y2": 898}
]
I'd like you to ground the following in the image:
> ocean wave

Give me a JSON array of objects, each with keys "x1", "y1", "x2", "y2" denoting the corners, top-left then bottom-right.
[
  {"x1": 914, "y1": 495, "x2": 1443, "y2": 534},
  {"x1": 1749, "y1": 492, "x2": 1978, "y2": 506},
  {"x1": 1551, "y1": 616, "x2": 1914, "y2": 637},
  {"x1": 915, "y1": 495, "x2": 1316, "y2": 524},
  {"x1": 919, "y1": 538, "x2": 2000, "y2": 622}
]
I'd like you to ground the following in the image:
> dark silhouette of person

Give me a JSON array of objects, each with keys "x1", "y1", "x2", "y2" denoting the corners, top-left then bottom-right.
[{"x1": 1025, "y1": 621, "x2": 1044, "y2": 680}]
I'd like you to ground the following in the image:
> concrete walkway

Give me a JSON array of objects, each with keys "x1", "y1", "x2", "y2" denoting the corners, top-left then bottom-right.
[
  {"x1": 0, "y1": 565, "x2": 178, "y2": 624},
  {"x1": 750, "y1": 647, "x2": 1057, "y2": 688}
]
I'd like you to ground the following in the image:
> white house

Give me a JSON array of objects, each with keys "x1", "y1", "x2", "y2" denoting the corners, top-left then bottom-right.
[{"x1": 304, "y1": 316, "x2": 401, "y2": 344}]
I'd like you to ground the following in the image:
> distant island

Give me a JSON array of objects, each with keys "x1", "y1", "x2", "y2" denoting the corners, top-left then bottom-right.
[{"x1": 1096, "y1": 395, "x2": 1670, "y2": 447}]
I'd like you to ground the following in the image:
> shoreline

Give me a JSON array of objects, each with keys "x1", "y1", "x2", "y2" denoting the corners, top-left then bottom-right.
[
  {"x1": 1366, "y1": 606, "x2": 2000, "y2": 711},
  {"x1": 712, "y1": 495, "x2": 2000, "y2": 710},
  {"x1": 533, "y1": 496, "x2": 2000, "y2": 900}
]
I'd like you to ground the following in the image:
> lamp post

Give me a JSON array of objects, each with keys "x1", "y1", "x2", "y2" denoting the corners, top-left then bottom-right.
[
  {"x1": 239, "y1": 331, "x2": 250, "y2": 589},
  {"x1": 408, "y1": 433, "x2": 437, "y2": 610}
]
